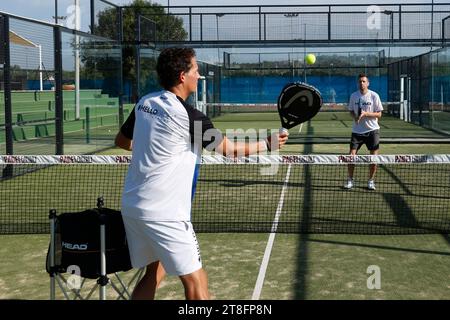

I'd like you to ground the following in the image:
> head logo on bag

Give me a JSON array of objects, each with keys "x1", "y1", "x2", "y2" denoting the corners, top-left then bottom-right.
[{"x1": 62, "y1": 241, "x2": 88, "y2": 251}]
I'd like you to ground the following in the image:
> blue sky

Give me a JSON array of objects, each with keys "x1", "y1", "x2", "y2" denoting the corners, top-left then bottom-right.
[
  {"x1": 0, "y1": 0, "x2": 444, "y2": 23},
  {"x1": 118, "y1": 0, "x2": 438, "y2": 6},
  {"x1": 0, "y1": 0, "x2": 443, "y2": 66},
  {"x1": 0, "y1": 1, "x2": 444, "y2": 37}
]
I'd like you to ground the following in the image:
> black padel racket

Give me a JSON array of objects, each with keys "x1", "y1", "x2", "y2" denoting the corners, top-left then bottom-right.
[{"x1": 277, "y1": 82, "x2": 323, "y2": 134}]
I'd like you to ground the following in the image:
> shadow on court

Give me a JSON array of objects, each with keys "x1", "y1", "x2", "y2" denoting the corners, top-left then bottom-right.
[
  {"x1": 294, "y1": 120, "x2": 314, "y2": 299},
  {"x1": 382, "y1": 193, "x2": 419, "y2": 230},
  {"x1": 292, "y1": 124, "x2": 450, "y2": 299},
  {"x1": 306, "y1": 238, "x2": 450, "y2": 257},
  {"x1": 441, "y1": 233, "x2": 450, "y2": 245}
]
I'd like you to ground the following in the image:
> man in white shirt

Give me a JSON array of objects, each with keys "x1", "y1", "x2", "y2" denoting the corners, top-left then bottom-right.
[
  {"x1": 344, "y1": 73, "x2": 383, "y2": 190},
  {"x1": 114, "y1": 47, "x2": 288, "y2": 300}
]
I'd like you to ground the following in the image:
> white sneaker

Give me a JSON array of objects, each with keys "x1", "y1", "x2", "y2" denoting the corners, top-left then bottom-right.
[
  {"x1": 368, "y1": 179, "x2": 376, "y2": 190},
  {"x1": 344, "y1": 178, "x2": 354, "y2": 189}
]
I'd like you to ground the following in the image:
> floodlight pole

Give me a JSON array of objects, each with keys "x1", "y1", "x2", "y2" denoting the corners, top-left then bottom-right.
[
  {"x1": 216, "y1": 14, "x2": 224, "y2": 65},
  {"x1": 38, "y1": 44, "x2": 43, "y2": 91},
  {"x1": 431, "y1": 0, "x2": 434, "y2": 48},
  {"x1": 284, "y1": 13, "x2": 299, "y2": 80},
  {"x1": 362, "y1": 57, "x2": 367, "y2": 74},
  {"x1": 382, "y1": 10, "x2": 394, "y2": 63},
  {"x1": 304, "y1": 24, "x2": 307, "y2": 83},
  {"x1": 75, "y1": 0, "x2": 81, "y2": 120},
  {"x1": 54, "y1": 0, "x2": 58, "y2": 24},
  {"x1": 329, "y1": 63, "x2": 333, "y2": 82}
]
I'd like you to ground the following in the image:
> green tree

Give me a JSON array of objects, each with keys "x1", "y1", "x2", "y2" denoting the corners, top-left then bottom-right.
[
  {"x1": 87, "y1": 0, "x2": 188, "y2": 101},
  {"x1": 95, "y1": 0, "x2": 187, "y2": 42}
]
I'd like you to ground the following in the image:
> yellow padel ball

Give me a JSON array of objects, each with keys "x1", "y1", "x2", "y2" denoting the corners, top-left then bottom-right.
[{"x1": 305, "y1": 53, "x2": 316, "y2": 65}]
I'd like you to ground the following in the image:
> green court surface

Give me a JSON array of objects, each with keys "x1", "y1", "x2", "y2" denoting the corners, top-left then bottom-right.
[
  {"x1": 0, "y1": 233, "x2": 449, "y2": 299},
  {"x1": 1, "y1": 104, "x2": 450, "y2": 300},
  {"x1": 1, "y1": 144, "x2": 450, "y2": 299}
]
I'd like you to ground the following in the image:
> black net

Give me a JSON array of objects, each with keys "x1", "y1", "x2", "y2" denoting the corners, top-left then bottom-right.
[{"x1": 1, "y1": 154, "x2": 450, "y2": 235}]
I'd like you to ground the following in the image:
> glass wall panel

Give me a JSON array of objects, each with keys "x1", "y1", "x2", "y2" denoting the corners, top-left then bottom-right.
[
  {"x1": 8, "y1": 17, "x2": 55, "y2": 154},
  {"x1": 56, "y1": 0, "x2": 92, "y2": 33},
  {"x1": 61, "y1": 30, "x2": 121, "y2": 154},
  {"x1": 431, "y1": 47, "x2": 450, "y2": 134}
]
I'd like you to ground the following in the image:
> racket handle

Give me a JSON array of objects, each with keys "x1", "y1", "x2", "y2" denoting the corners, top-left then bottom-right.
[{"x1": 279, "y1": 127, "x2": 289, "y2": 135}]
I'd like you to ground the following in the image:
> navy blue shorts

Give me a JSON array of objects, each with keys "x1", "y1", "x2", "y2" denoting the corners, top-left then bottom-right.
[{"x1": 350, "y1": 129, "x2": 380, "y2": 151}]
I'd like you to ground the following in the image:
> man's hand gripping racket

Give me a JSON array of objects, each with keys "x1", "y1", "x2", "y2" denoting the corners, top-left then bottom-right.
[{"x1": 267, "y1": 82, "x2": 323, "y2": 151}]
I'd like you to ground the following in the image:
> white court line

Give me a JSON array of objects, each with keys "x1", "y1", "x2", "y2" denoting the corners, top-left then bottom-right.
[{"x1": 251, "y1": 164, "x2": 292, "y2": 300}]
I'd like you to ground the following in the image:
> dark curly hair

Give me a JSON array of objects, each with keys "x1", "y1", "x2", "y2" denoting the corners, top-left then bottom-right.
[{"x1": 156, "y1": 47, "x2": 196, "y2": 90}]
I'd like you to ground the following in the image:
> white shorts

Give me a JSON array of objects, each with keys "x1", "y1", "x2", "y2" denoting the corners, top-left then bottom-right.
[{"x1": 122, "y1": 217, "x2": 203, "y2": 276}]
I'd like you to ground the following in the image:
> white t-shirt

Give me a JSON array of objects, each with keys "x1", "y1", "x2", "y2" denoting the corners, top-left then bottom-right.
[
  {"x1": 120, "y1": 90, "x2": 222, "y2": 221},
  {"x1": 348, "y1": 90, "x2": 383, "y2": 134}
]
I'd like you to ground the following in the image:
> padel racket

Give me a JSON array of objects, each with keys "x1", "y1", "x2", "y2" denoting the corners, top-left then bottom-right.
[{"x1": 277, "y1": 82, "x2": 323, "y2": 134}]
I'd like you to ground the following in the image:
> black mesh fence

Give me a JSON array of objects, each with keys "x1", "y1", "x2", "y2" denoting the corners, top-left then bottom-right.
[
  {"x1": 387, "y1": 47, "x2": 450, "y2": 135},
  {"x1": 1, "y1": 155, "x2": 450, "y2": 235},
  {"x1": 124, "y1": 4, "x2": 450, "y2": 43}
]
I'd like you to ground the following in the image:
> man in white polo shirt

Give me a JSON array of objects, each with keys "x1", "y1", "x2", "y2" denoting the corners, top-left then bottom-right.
[
  {"x1": 344, "y1": 73, "x2": 383, "y2": 191},
  {"x1": 114, "y1": 47, "x2": 288, "y2": 300}
]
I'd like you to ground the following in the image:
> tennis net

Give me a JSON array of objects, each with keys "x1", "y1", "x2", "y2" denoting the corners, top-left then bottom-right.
[{"x1": 1, "y1": 154, "x2": 450, "y2": 234}]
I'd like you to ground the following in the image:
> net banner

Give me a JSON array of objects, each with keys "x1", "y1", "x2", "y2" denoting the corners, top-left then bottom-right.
[{"x1": 2, "y1": 154, "x2": 450, "y2": 165}]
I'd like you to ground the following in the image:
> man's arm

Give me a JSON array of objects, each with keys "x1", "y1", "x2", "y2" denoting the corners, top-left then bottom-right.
[
  {"x1": 214, "y1": 132, "x2": 288, "y2": 157},
  {"x1": 115, "y1": 131, "x2": 132, "y2": 151},
  {"x1": 115, "y1": 107, "x2": 135, "y2": 151},
  {"x1": 359, "y1": 110, "x2": 382, "y2": 119},
  {"x1": 186, "y1": 104, "x2": 288, "y2": 157},
  {"x1": 359, "y1": 94, "x2": 383, "y2": 121},
  {"x1": 348, "y1": 95, "x2": 358, "y2": 122}
]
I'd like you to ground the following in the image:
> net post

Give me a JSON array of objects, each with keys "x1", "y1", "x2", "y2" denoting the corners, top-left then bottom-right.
[{"x1": 85, "y1": 106, "x2": 90, "y2": 144}]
